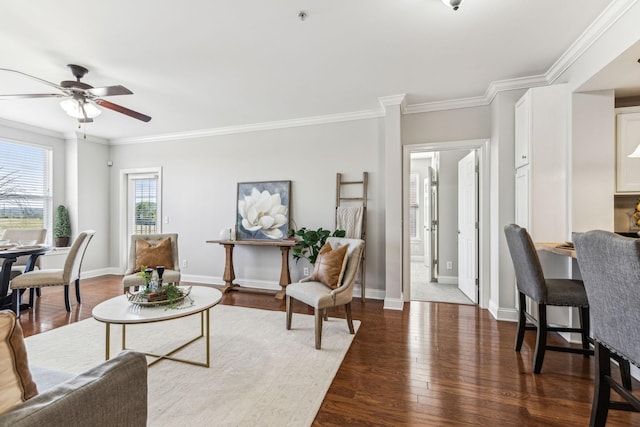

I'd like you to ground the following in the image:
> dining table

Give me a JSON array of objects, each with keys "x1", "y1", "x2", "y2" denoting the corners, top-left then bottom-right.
[
  {"x1": 534, "y1": 242, "x2": 576, "y2": 258},
  {"x1": 0, "y1": 245, "x2": 50, "y2": 312}
]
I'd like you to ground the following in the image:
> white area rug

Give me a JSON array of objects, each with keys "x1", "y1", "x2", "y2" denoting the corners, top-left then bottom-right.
[{"x1": 24, "y1": 305, "x2": 359, "y2": 426}]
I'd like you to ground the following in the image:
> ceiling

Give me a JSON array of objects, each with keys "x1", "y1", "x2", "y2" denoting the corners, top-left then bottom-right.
[{"x1": 0, "y1": 0, "x2": 631, "y2": 142}]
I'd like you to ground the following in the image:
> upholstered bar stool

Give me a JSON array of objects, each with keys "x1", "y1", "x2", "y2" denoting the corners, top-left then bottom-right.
[
  {"x1": 504, "y1": 224, "x2": 592, "y2": 374},
  {"x1": 574, "y1": 230, "x2": 640, "y2": 426}
]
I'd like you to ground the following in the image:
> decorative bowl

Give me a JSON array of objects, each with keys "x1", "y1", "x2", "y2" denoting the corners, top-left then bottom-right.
[
  {"x1": 127, "y1": 286, "x2": 192, "y2": 307},
  {"x1": 19, "y1": 240, "x2": 38, "y2": 246}
]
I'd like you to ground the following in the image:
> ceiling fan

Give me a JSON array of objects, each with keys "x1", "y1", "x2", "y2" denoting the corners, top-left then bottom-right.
[{"x1": 0, "y1": 64, "x2": 151, "y2": 124}]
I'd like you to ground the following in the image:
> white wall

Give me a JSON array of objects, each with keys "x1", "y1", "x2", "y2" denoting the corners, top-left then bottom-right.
[
  {"x1": 570, "y1": 91, "x2": 616, "y2": 234},
  {"x1": 489, "y1": 89, "x2": 525, "y2": 321},
  {"x1": 402, "y1": 107, "x2": 491, "y2": 145},
  {"x1": 108, "y1": 119, "x2": 386, "y2": 296},
  {"x1": 76, "y1": 138, "x2": 111, "y2": 272}
]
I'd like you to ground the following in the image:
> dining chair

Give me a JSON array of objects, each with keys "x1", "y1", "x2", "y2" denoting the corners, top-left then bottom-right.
[
  {"x1": 9, "y1": 230, "x2": 95, "y2": 315},
  {"x1": 573, "y1": 230, "x2": 640, "y2": 426},
  {"x1": 121, "y1": 233, "x2": 180, "y2": 292},
  {"x1": 286, "y1": 237, "x2": 364, "y2": 349},
  {"x1": 503, "y1": 224, "x2": 592, "y2": 374}
]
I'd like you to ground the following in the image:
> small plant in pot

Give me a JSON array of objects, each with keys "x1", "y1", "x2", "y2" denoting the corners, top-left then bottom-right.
[
  {"x1": 54, "y1": 205, "x2": 71, "y2": 247},
  {"x1": 292, "y1": 227, "x2": 346, "y2": 265}
]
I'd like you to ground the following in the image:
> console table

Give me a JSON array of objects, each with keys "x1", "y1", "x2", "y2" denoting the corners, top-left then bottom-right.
[{"x1": 206, "y1": 239, "x2": 297, "y2": 299}]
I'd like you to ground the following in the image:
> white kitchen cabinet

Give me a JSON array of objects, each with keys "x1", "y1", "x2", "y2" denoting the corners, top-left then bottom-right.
[
  {"x1": 514, "y1": 84, "x2": 568, "y2": 242},
  {"x1": 616, "y1": 107, "x2": 640, "y2": 193}
]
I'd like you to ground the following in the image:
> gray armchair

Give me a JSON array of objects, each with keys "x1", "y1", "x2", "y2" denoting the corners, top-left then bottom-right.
[
  {"x1": 286, "y1": 237, "x2": 364, "y2": 349},
  {"x1": 573, "y1": 230, "x2": 640, "y2": 425},
  {"x1": 122, "y1": 233, "x2": 180, "y2": 291},
  {"x1": 504, "y1": 224, "x2": 592, "y2": 374}
]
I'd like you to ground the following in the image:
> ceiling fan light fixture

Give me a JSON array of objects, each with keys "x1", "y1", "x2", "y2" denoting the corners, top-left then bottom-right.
[
  {"x1": 60, "y1": 98, "x2": 101, "y2": 119},
  {"x1": 442, "y1": 0, "x2": 463, "y2": 10}
]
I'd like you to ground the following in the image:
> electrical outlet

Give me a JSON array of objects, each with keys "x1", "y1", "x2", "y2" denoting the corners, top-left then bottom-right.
[
  {"x1": 182, "y1": 259, "x2": 188, "y2": 268},
  {"x1": 446, "y1": 261, "x2": 453, "y2": 270},
  {"x1": 303, "y1": 267, "x2": 310, "y2": 276}
]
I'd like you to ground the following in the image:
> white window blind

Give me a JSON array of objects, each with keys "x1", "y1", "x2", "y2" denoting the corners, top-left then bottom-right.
[{"x1": 0, "y1": 140, "x2": 52, "y2": 235}]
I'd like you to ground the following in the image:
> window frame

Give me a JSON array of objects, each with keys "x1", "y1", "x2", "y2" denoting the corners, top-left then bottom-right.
[{"x1": 0, "y1": 138, "x2": 53, "y2": 242}]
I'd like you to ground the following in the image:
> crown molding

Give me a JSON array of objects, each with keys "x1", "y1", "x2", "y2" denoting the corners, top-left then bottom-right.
[
  {"x1": 546, "y1": 0, "x2": 639, "y2": 84},
  {"x1": 484, "y1": 75, "x2": 549, "y2": 103},
  {"x1": 0, "y1": 117, "x2": 65, "y2": 139},
  {"x1": 109, "y1": 109, "x2": 383, "y2": 145},
  {"x1": 378, "y1": 94, "x2": 407, "y2": 112},
  {"x1": 404, "y1": 95, "x2": 488, "y2": 114},
  {"x1": 63, "y1": 131, "x2": 110, "y2": 145},
  {"x1": 0, "y1": 2, "x2": 633, "y2": 146},
  {"x1": 404, "y1": 0, "x2": 635, "y2": 115}
]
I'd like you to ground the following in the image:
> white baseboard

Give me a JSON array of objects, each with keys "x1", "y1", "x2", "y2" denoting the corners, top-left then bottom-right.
[
  {"x1": 83, "y1": 268, "x2": 118, "y2": 279},
  {"x1": 437, "y1": 275, "x2": 458, "y2": 285},
  {"x1": 384, "y1": 296, "x2": 404, "y2": 310},
  {"x1": 488, "y1": 299, "x2": 518, "y2": 322},
  {"x1": 89, "y1": 271, "x2": 387, "y2": 301}
]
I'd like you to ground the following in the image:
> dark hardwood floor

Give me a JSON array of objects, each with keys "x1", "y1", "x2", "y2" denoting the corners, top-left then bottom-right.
[{"x1": 18, "y1": 275, "x2": 640, "y2": 426}]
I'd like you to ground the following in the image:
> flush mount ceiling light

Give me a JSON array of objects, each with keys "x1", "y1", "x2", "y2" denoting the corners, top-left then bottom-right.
[{"x1": 442, "y1": 0, "x2": 463, "y2": 11}]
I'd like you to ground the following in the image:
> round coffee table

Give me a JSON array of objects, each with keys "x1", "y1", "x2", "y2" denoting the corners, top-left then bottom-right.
[{"x1": 92, "y1": 285, "x2": 222, "y2": 367}]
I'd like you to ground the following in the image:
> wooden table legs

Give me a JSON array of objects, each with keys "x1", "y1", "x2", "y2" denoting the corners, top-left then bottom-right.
[
  {"x1": 275, "y1": 246, "x2": 292, "y2": 300},
  {"x1": 221, "y1": 243, "x2": 239, "y2": 294},
  {"x1": 218, "y1": 242, "x2": 292, "y2": 299}
]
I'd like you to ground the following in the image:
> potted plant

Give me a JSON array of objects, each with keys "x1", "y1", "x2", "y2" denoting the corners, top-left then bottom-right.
[
  {"x1": 292, "y1": 227, "x2": 346, "y2": 265},
  {"x1": 54, "y1": 205, "x2": 71, "y2": 247}
]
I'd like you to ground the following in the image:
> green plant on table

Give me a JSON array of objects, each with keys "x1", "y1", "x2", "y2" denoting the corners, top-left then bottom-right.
[
  {"x1": 292, "y1": 227, "x2": 346, "y2": 265},
  {"x1": 136, "y1": 265, "x2": 184, "y2": 304}
]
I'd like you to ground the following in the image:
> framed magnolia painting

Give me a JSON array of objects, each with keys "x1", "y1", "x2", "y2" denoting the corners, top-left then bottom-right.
[{"x1": 236, "y1": 180, "x2": 291, "y2": 240}]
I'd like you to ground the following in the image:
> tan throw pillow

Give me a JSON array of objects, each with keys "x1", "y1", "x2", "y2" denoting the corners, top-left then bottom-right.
[
  {"x1": 0, "y1": 310, "x2": 38, "y2": 414},
  {"x1": 309, "y1": 242, "x2": 349, "y2": 289},
  {"x1": 134, "y1": 237, "x2": 174, "y2": 272}
]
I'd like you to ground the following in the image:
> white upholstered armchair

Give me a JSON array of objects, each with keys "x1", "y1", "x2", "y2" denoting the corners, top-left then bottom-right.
[
  {"x1": 286, "y1": 237, "x2": 364, "y2": 349},
  {"x1": 122, "y1": 233, "x2": 181, "y2": 291}
]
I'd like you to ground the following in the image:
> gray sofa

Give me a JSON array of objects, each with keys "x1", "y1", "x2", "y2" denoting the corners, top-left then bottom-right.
[{"x1": 0, "y1": 351, "x2": 148, "y2": 427}]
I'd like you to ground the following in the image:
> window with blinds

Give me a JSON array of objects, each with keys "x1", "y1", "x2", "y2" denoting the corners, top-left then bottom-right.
[
  {"x1": 133, "y1": 177, "x2": 158, "y2": 234},
  {"x1": 0, "y1": 140, "x2": 52, "y2": 235}
]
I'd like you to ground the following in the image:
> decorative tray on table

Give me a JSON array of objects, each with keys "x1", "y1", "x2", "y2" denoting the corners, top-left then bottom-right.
[{"x1": 127, "y1": 285, "x2": 192, "y2": 306}]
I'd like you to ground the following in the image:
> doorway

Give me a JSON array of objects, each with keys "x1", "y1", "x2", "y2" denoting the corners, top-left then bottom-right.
[
  {"x1": 119, "y1": 167, "x2": 163, "y2": 271},
  {"x1": 403, "y1": 139, "x2": 488, "y2": 307},
  {"x1": 408, "y1": 149, "x2": 475, "y2": 304}
]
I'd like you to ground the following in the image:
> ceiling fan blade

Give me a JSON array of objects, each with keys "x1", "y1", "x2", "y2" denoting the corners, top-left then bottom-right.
[
  {"x1": 95, "y1": 99, "x2": 151, "y2": 122},
  {"x1": 86, "y1": 85, "x2": 133, "y2": 97},
  {"x1": 0, "y1": 93, "x2": 67, "y2": 100},
  {"x1": 0, "y1": 68, "x2": 66, "y2": 92}
]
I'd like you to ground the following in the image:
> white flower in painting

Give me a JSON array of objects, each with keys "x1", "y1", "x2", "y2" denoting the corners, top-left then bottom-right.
[{"x1": 238, "y1": 188, "x2": 288, "y2": 239}]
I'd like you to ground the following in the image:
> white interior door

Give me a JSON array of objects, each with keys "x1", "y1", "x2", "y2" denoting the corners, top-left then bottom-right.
[
  {"x1": 457, "y1": 151, "x2": 478, "y2": 303},
  {"x1": 423, "y1": 176, "x2": 431, "y2": 271}
]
